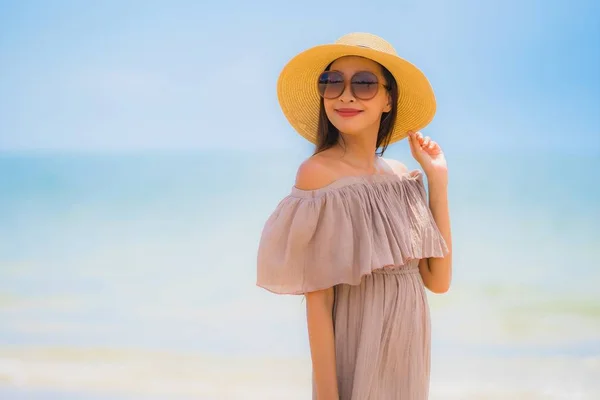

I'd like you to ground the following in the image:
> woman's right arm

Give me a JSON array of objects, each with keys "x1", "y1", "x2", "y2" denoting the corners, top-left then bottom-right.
[
  {"x1": 295, "y1": 157, "x2": 340, "y2": 399},
  {"x1": 306, "y1": 288, "x2": 339, "y2": 400}
]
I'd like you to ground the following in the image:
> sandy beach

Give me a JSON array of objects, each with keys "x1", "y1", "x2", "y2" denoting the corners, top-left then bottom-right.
[{"x1": 1, "y1": 346, "x2": 599, "y2": 399}]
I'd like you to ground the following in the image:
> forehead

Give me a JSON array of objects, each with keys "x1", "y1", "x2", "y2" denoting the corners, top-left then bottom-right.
[{"x1": 329, "y1": 56, "x2": 382, "y2": 75}]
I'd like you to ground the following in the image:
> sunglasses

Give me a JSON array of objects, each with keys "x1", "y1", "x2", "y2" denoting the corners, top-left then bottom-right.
[{"x1": 317, "y1": 70, "x2": 388, "y2": 100}]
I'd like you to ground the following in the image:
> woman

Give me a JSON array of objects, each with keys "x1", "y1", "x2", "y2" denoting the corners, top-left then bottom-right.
[{"x1": 256, "y1": 32, "x2": 452, "y2": 399}]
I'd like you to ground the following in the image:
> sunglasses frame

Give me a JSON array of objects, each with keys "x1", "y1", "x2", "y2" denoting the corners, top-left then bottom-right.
[{"x1": 317, "y1": 70, "x2": 389, "y2": 101}]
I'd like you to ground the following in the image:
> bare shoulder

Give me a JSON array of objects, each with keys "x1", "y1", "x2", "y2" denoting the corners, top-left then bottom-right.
[
  {"x1": 294, "y1": 154, "x2": 338, "y2": 191},
  {"x1": 380, "y1": 157, "x2": 409, "y2": 175}
]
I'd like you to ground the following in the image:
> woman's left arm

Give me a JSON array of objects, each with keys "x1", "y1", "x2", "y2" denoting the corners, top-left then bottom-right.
[
  {"x1": 420, "y1": 175, "x2": 452, "y2": 293},
  {"x1": 407, "y1": 131, "x2": 453, "y2": 294}
]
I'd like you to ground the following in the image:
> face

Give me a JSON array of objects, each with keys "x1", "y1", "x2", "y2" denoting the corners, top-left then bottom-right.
[{"x1": 319, "y1": 56, "x2": 392, "y2": 138}]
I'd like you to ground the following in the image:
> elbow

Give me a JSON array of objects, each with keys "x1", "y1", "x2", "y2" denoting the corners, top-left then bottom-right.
[
  {"x1": 428, "y1": 273, "x2": 452, "y2": 293},
  {"x1": 428, "y1": 281, "x2": 451, "y2": 294},
  {"x1": 426, "y1": 271, "x2": 452, "y2": 294},
  {"x1": 426, "y1": 258, "x2": 452, "y2": 294}
]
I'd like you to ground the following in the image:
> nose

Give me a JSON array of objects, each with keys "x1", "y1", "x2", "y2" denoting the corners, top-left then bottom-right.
[{"x1": 338, "y1": 80, "x2": 355, "y2": 103}]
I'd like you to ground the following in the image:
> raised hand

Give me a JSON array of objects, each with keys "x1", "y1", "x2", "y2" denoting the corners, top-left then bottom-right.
[{"x1": 407, "y1": 131, "x2": 448, "y2": 185}]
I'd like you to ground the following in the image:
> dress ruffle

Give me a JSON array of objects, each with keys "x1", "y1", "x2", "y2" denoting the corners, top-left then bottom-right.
[{"x1": 256, "y1": 170, "x2": 449, "y2": 295}]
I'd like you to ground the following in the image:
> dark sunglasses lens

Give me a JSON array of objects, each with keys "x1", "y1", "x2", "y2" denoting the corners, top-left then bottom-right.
[
  {"x1": 318, "y1": 71, "x2": 344, "y2": 99},
  {"x1": 351, "y1": 71, "x2": 380, "y2": 100}
]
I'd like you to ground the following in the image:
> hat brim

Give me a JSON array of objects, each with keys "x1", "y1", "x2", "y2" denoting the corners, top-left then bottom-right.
[{"x1": 277, "y1": 43, "x2": 436, "y2": 145}]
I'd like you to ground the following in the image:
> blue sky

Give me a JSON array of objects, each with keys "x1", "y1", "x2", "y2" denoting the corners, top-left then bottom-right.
[{"x1": 0, "y1": 0, "x2": 598, "y2": 154}]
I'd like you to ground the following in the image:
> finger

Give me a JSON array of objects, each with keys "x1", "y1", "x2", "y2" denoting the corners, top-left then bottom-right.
[
  {"x1": 407, "y1": 131, "x2": 417, "y2": 153},
  {"x1": 415, "y1": 131, "x2": 424, "y2": 144},
  {"x1": 408, "y1": 131, "x2": 420, "y2": 156},
  {"x1": 422, "y1": 136, "x2": 431, "y2": 148},
  {"x1": 429, "y1": 141, "x2": 442, "y2": 155},
  {"x1": 427, "y1": 140, "x2": 436, "y2": 151}
]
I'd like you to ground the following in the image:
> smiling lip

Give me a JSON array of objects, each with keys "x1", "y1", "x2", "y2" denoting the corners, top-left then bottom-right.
[{"x1": 335, "y1": 108, "x2": 363, "y2": 117}]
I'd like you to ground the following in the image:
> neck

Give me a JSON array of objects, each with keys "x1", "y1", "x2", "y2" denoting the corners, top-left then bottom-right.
[{"x1": 334, "y1": 126, "x2": 380, "y2": 171}]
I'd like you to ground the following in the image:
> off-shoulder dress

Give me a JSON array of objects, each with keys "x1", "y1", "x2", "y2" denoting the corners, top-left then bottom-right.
[{"x1": 256, "y1": 169, "x2": 449, "y2": 400}]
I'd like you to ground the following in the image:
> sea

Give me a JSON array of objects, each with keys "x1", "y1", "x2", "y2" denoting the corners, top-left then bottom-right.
[{"x1": 0, "y1": 149, "x2": 599, "y2": 399}]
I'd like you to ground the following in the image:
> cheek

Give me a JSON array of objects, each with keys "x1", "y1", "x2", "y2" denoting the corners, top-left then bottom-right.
[
  {"x1": 323, "y1": 100, "x2": 337, "y2": 121},
  {"x1": 361, "y1": 108, "x2": 384, "y2": 125}
]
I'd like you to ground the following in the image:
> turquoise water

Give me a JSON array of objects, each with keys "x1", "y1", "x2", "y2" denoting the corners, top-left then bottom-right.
[{"x1": 0, "y1": 150, "x2": 599, "y2": 398}]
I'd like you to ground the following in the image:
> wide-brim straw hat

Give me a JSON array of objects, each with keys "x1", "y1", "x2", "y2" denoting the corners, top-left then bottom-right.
[{"x1": 277, "y1": 32, "x2": 436, "y2": 145}]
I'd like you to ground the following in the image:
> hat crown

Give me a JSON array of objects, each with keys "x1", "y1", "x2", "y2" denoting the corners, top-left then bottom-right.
[{"x1": 335, "y1": 32, "x2": 397, "y2": 56}]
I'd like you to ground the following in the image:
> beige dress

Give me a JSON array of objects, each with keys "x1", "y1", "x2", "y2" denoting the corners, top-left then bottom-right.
[{"x1": 256, "y1": 170, "x2": 449, "y2": 400}]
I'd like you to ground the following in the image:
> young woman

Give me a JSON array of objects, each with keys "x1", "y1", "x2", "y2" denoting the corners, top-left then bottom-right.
[{"x1": 256, "y1": 32, "x2": 452, "y2": 400}]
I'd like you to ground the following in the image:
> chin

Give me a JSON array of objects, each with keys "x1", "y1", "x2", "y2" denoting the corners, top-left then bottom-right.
[
  {"x1": 335, "y1": 127, "x2": 364, "y2": 137},
  {"x1": 329, "y1": 118, "x2": 363, "y2": 134},
  {"x1": 331, "y1": 122, "x2": 370, "y2": 136}
]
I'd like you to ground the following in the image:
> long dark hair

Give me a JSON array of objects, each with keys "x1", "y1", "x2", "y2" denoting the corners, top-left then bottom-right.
[{"x1": 313, "y1": 61, "x2": 399, "y2": 156}]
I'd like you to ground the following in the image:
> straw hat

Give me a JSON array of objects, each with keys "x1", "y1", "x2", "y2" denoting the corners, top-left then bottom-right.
[{"x1": 277, "y1": 32, "x2": 436, "y2": 145}]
